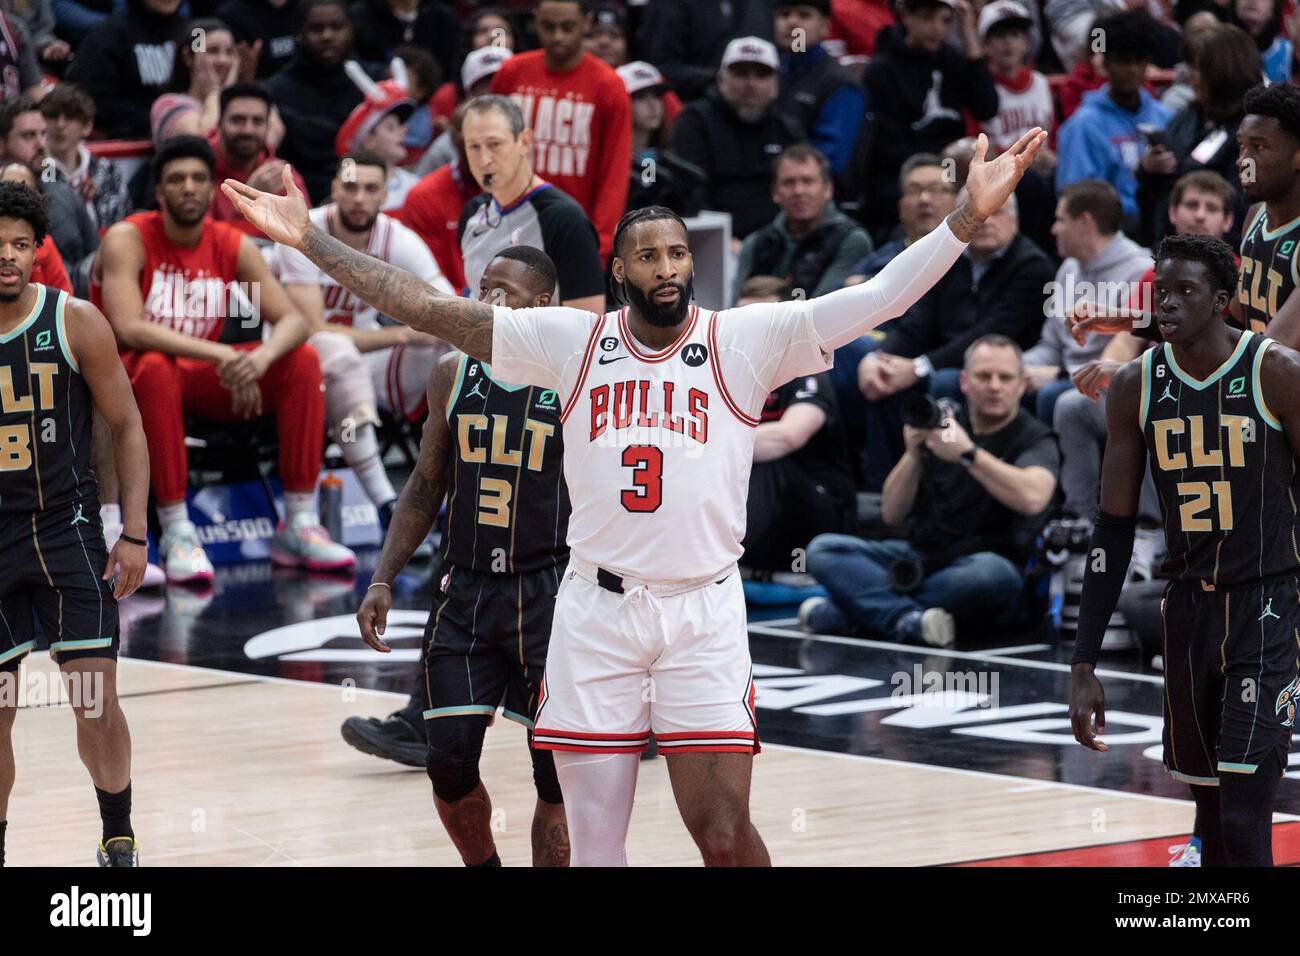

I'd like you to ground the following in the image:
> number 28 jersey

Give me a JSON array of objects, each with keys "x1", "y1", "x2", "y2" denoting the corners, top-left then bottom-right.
[
  {"x1": 491, "y1": 301, "x2": 831, "y2": 581},
  {"x1": 1140, "y1": 330, "x2": 1300, "y2": 587}
]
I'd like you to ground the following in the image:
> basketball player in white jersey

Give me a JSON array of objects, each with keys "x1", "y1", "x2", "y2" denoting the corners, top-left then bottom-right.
[
  {"x1": 274, "y1": 150, "x2": 455, "y2": 527},
  {"x1": 222, "y1": 126, "x2": 1045, "y2": 866}
]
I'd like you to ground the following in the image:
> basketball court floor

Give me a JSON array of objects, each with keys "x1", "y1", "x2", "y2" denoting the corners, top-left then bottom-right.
[{"x1": 10, "y1": 553, "x2": 1300, "y2": 867}]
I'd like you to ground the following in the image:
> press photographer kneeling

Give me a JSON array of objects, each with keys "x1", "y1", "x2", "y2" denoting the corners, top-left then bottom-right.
[{"x1": 802, "y1": 335, "x2": 1060, "y2": 647}]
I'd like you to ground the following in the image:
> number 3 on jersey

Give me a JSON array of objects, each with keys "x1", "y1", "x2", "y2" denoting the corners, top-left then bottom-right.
[{"x1": 621, "y1": 445, "x2": 663, "y2": 512}]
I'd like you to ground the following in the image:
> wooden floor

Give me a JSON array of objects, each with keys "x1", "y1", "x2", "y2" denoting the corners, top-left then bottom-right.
[{"x1": 2, "y1": 654, "x2": 1216, "y2": 866}]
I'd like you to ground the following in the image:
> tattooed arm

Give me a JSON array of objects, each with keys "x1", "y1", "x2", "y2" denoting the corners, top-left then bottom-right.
[
  {"x1": 222, "y1": 170, "x2": 495, "y2": 362},
  {"x1": 356, "y1": 353, "x2": 458, "y2": 652}
]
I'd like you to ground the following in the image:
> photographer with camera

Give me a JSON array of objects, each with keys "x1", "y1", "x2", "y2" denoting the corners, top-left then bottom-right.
[{"x1": 801, "y1": 335, "x2": 1059, "y2": 648}]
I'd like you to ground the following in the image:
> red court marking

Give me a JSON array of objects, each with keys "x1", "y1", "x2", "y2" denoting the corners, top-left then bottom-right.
[{"x1": 954, "y1": 821, "x2": 1300, "y2": 866}]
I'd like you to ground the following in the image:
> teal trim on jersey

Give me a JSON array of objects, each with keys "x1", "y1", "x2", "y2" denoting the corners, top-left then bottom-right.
[
  {"x1": 422, "y1": 704, "x2": 497, "y2": 719},
  {"x1": 500, "y1": 708, "x2": 535, "y2": 730},
  {"x1": 1169, "y1": 769, "x2": 1220, "y2": 786},
  {"x1": 1244, "y1": 203, "x2": 1267, "y2": 240},
  {"x1": 1164, "y1": 330, "x2": 1253, "y2": 390},
  {"x1": 0, "y1": 639, "x2": 35, "y2": 665},
  {"x1": 1252, "y1": 338, "x2": 1283, "y2": 430},
  {"x1": 478, "y1": 363, "x2": 527, "y2": 392},
  {"x1": 1139, "y1": 348, "x2": 1153, "y2": 431},
  {"x1": 1216, "y1": 761, "x2": 1259, "y2": 774},
  {"x1": 48, "y1": 637, "x2": 113, "y2": 652},
  {"x1": 1260, "y1": 210, "x2": 1300, "y2": 242},
  {"x1": 445, "y1": 353, "x2": 468, "y2": 421},
  {"x1": 0, "y1": 283, "x2": 46, "y2": 344},
  {"x1": 54, "y1": 290, "x2": 77, "y2": 372}
]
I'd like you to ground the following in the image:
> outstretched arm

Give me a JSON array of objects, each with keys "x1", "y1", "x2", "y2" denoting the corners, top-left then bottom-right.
[
  {"x1": 222, "y1": 169, "x2": 496, "y2": 362},
  {"x1": 809, "y1": 128, "x2": 1047, "y2": 351}
]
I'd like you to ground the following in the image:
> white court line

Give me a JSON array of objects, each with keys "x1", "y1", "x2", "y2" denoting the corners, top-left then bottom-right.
[
  {"x1": 121, "y1": 656, "x2": 1300, "y2": 820},
  {"x1": 749, "y1": 623, "x2": 1165, "y2": 685},
  {"x1": 990, "y1": 644, "x2": 1052, "y2": 656}
]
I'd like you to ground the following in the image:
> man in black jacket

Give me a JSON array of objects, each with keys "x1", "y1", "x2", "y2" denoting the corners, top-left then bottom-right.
[
  {"x1": 215, "y1": 0, "x2": 300, "y2": 79},
  {"x1": 265, "y1": 0, "x2": 374, "y2": 204},
  {"x1": 637, "y1": 0, "x2": 776, "y2": 102},
  {"x1": 856, "y1": 194, "x2": 1054, "y2": 489},
  {"x1": 670, "y1": 35, "x2": 805, "y2": 241},
  {"x1": 64, "y1": 0, "x2": 188, "y2": 141},
  {"x1": 347, "y1": 0, "x2": 458, "y2": 83},
  {"x1": 861, "y1": 0, "x2": 998, "y2": 241}
]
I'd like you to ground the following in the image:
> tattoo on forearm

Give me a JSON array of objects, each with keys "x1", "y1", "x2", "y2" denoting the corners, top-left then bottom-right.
[
  {"x1": 946, "y1": 199, "x2": 984, "y2": 243},
  {"x1": 373, "y1": 469, "x2": 444, "y2": 584},
  {"x1": 300, "y1": 225, "x2": 495, "y2": 360}
]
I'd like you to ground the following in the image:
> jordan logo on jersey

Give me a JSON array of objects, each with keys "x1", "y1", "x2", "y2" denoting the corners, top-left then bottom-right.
[
  {"x1": 1259, "y1": 598, "x2": 1280, "y2": 621},
  {"x1": 70, "y1": 504, "x2": 88, "y2": 526},
  {"x1": 1158, "y1": 382, "x2": 1177, "y2": 403},
  {"x1": 589, "y1": 380, "x2": 708, "y2": 446}
]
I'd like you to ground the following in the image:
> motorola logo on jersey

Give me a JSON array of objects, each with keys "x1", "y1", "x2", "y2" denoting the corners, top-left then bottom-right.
[{"x1": 681, "y1": 344, "x2": 709, "y2": 368}]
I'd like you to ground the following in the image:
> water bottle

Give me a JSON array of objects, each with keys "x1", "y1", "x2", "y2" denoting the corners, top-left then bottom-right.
[{"x1": 320, "y1": 474, "x2": 345, "y2": 543}]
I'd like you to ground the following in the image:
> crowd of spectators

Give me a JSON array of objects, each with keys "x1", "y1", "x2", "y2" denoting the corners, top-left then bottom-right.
[{"x1": 6, "y1": 0, "x2": 1296, "y2": 654}]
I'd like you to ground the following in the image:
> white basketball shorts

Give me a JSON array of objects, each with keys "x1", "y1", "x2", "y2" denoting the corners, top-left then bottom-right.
[{"x1": 532, "y1": 556, "x2": 759, "y2": 756}]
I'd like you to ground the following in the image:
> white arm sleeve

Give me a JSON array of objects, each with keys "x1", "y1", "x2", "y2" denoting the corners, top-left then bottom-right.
[
  {"x1": 490, "y1": 305, "x2": 601, "y2": 394},
  {"x1": 808, "y1": 218, "x2": 970, "y2": 352}
]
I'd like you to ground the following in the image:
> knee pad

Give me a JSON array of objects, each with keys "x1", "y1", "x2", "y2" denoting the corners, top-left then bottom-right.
[
  {"x1": 311, "y1": 331, "x2": 379, "y2": 434},
  {"x1": 424, "y1": 716, "x2": 488, "y2": 803},
  {"x1": 531, "y1": 745, "x2": 563, "y2": 805}
]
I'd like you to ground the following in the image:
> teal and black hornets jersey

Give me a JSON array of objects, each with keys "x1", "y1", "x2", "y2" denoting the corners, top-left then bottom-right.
[
  {"x1": 442, "y1": 356, "x2": 569, "y2": 573},
  {"x1": 1140, "y1": 329, "x2": 1300, "y2": 586},
  {"x1": 0, "y1": 285, "x2": 97, "y2": 515},
  {"x1": 1237, "y1": 205, "x2": 1300, "y2": 333}
]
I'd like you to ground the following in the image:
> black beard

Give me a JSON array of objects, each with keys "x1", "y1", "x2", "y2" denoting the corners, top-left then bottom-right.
[
  {"x1": 624, "y1": 276, "x2": 693, "y2": 328},
  {"x1": 0, "y1": 287, "x2": 21, "y2": 303},
  {"x1": 339, "y1": 211, "x2": 377, "y2": 234}
]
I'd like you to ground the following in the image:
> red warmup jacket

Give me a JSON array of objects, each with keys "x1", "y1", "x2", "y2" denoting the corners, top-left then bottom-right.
[
  {"x1": 395, "y1": 159, "x2": 479, "y2": 293},
  {"x1": 34, "y1": 238, "x2": 71, "y2": 293},
  {"x1": 492, "y1": 50, "x2": 630, "y2": 259}
]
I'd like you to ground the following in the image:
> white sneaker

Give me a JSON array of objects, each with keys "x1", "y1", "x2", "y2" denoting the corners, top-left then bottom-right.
[
  {"x1": 1168, "y1": 842, "x2": 1201, "y2": 867},
  {"x1": 1130, "y1": 527, "x2": 1165, "y2": 581},
  {"x1": 920, "y1": 608, "x2": 955, "y2": 648},
  {"x1": 271, "y1": 512, "x2": 356, "y2": 572},
  {"x1": 157, "y1": 520, "x2": 214, "y2": 585},
  {"x1": 103, "y1": 521, "x2": 167, "y2": 589}
]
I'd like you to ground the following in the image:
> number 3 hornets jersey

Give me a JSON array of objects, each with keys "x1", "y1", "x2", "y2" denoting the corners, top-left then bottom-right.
[{"x1": 490, "y1": 300, "x2": 832, "y2": 581}]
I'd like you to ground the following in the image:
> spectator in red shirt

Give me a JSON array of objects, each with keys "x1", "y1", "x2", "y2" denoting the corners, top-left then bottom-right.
[
  {"x1": 826, "y1": 0, "x2": 897, "y2": 56},
  {"x1": 491, "y1": 0, "x2": 631, "y2": 258},
  {"x1": 395, "y1": 101, "x2": 477, "y2": 292},
  {"x1": 209, "y1": 84, "x2": 310, "y2": 240}
]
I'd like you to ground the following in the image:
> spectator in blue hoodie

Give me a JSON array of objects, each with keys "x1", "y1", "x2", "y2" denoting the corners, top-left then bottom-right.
[
  {"x1": 773, "y1": 1, "x2": 865, "y2": 187},
  {"x1": 1055, "y1": 9, "x2": 1171, "y2": 231}
]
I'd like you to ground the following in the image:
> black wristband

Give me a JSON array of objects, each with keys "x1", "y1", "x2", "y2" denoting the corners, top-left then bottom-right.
[
  {"x1": 118, "y1": 533, "x2": 148, "y2": 547},
  {"x1": 1070, "y1": 510, "x2": 1137, "y2": 666}
]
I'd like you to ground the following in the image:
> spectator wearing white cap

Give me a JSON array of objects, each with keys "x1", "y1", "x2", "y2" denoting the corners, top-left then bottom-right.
[
  {"x1": 619, "y1": 60, "x2": 704, "y2": 215},
  {"x1": 637, "y1": 0, "x2": 779, "y2": 102},
  {"x1": 670, "y1": 35, "x2": 806, "y2": 241},
  {"x1": 773, "y1": 1, "x2": 865, "y2": 188},
  {"x1": 413, "y1": 45, "x2": 515, "y2": 176},
  {"x1": 860, "y1": 0, "x2": 999, "y2": 243},
  {"x1": 979, "y1": 1, "x2": 1055, "y2": 162}
]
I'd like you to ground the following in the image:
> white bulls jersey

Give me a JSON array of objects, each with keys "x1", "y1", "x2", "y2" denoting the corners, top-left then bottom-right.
[
  {"x1": 491, "y1": 301, "x2": 832, "y2": 581},
  {"x1": 275, "y1": 205, "x2": 454, "y2": 329}
]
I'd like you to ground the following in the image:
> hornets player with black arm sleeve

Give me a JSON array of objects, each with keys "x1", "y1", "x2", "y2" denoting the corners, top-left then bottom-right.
[
  {"x1": 354, "y1": 246, "x2": 570, "y2": 868},
  {"x1": 0, "y1": 182, "x2": 152, "y2": 868},
  {"x1": 1070, "y1": 234, "x2": 1300, "y2": 867}
]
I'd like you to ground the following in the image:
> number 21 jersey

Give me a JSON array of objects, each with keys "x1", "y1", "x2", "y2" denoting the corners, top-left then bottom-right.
[
  {"x1": 491, "y1": 300, "x2": 831, "y2": 581},
  {"x1": 1140, "y1": 329, "x2": 1300, "y2": 586}
]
